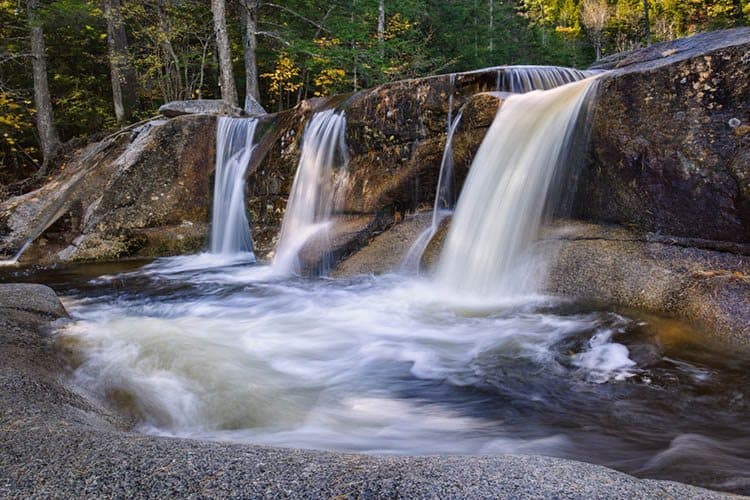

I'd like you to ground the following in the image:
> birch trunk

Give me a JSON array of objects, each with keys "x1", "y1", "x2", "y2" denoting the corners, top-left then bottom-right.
[{"x1": 211, "y1": 0, "x2": 238, "y2": 106}]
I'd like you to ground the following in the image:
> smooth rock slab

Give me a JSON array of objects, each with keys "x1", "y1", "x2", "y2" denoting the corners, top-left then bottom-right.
[{"x1": 159, "y1": 99, "x2": 246, "y2": 118}]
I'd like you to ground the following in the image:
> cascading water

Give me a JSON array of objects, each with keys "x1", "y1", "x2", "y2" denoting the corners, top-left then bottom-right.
[
  {"x1": 404, "y1": 66, "x2": 594, "y2": 272},
  {"x1": 495, "y1": 66, "x2": 590, "y2": 92},
  {"x1": 33, "y1": 65, "x2": 750, "y2": 494},
  {"x1": 273, "y1": 109, "x2": 349, "y2": 275},
  {"x1": 401, "y1": 109, "x2": 463, "y2": 270},
  {"x1": 211, "y1": 117, "x2": 259, "y2": 256},
  {"x1": 435, "y1": 76, "x2": 600, "y2": 297}
]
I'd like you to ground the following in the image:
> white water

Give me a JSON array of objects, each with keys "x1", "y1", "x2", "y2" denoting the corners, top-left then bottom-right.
[
  {"x1": 62, "y1": 266, "x2": 645, "y2": 453},
  {"x1": 495, "y1": 66, "x2": 591, "y2": 92},
  {"x1": 435, "y1": 77, "x2": 600, "y2": 297},
  {"x1": 273, "y1": 109, "x2": 349, "y2": 274},
  {"x1": 211, "y1": 117, "x2": 259, "y2": 257},
  {"x1": 404, "y1": 67, "x2": 595, "y2": 273}
]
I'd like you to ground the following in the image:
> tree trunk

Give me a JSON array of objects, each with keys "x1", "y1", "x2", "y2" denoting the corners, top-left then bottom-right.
[
  {"x1": 27, "y1": 0, "x2": 60, "y2": 171},
  {"x1": 377, "y1": 0, "x2": 385, "y2": 58},
  {"x1": 211, "y1": 0, "x2": 238, "y2": 106},
  {"x1": 104, "y1": 0, "x2": 138, "y2": 123},
  {"x1": 488, "y1": 0, "x2": 493, "y2": 54},
  {"x1": 242, "y1": 0, "x2": 259, "y2": 103},
  {"x1": 157, "y1": 0, "x2": 184, "y2": 100},
  {"x1": 643, "y1": 0, "x2": 651, "y2": 46}
]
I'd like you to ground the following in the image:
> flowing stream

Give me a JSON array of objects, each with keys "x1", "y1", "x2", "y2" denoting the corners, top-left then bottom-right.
[
  {"x1": 4, "y1": 261, "x2": 746, "y2": 494},
  {"x1": 7, "y1": 71, "x2": 748, "y2": 495}
]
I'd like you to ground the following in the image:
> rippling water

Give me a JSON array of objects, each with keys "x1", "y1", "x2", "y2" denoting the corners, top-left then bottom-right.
[{"x1": 3, "y1": 258, "x2": 749, "y2": 494}]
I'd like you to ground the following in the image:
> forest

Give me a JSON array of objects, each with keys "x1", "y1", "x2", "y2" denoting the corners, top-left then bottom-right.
[{"x1": 1, "y1": 0, "x2": 748, "y2": 182}]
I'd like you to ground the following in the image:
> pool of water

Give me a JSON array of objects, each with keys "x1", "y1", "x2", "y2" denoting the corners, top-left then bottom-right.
[{"x1": 3, "y1": 256, "x2": 749, "y2": 494}]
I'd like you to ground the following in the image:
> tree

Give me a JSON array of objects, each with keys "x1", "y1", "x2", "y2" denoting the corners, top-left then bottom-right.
[
  {"x1": 211, "y1": 0, "x2": 238, "y2": 106},
  {"x1": 242, "y1": 0, "x2": 260, "y2": 103},
  {"x1": 581, "y1": 0, "x2": 610, "y2": 59},
  {"x1": 27, "y1": 0, "x2": 60, "y2": 171},
  {"x1": 104, "y1": 0, "x2": 138, "y2": 123},
  {"x1": 378, "y1": 0, "x2": 385, "y2": 57}
]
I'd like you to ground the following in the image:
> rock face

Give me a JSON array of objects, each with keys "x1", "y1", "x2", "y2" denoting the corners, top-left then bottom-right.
[
  {"x1": 246, "y1": 78, "x2": 503, "y2": 263},
  {"x1": 576, "y1": 28, "x2": 750, "y2": 243},
  {"x1": 0, "y1": 284, "x2": 729, "y2": 498},
  {"x1": 333, "y1": 29, "x2": 750, "y2": 344}
]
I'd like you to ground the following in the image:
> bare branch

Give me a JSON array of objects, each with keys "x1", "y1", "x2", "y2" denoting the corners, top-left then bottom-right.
[{"x1": 259, "y1": 2, "x2": 332, "y2": 34}]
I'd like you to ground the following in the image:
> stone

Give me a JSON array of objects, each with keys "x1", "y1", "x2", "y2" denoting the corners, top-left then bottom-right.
[
  {"x1": 576, "y1": 27, "x2": 750, "y2": 243},
  {"x1": 158, "y1": 99, "x2": 245, "y2": 118},
  {"x1": 0, "y1": 115, "x2": 216, "y2": 263}
]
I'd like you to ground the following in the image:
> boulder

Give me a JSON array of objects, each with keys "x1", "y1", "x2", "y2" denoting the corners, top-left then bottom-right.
[
  {"x1": 247, "y1": 90, "x2": 502, "y2": 261},
  {"x1": 0, "y1": 115, "x2": 217, "y2": 263},
  {"x1": 159, "y1": 99, "x2": 245, "y2": 118},
  {"x1": 244, "y1": 94, "x2": 267, "y2": 116},
  {"x1": 540, "y1": 221, "x2": 750, "y2": 345},
  {"x1": 406, "y1": 219, "x2": 750, "y2": 345},
  {"x1": 576, "y1": 27, "x2": 750, "y2": 243}
]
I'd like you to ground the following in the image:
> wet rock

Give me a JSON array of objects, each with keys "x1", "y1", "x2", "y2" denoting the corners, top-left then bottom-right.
[
  {"x1": 540, "y1": 221, "x2": 750, "y2": 345},
  {"x1": 159, "y1": 99, "x2": 245, "y2": 118},
  {"x1": 247, "y1": 90, "x2": 501, "y2": 263},
  {"x1": 296, "y1": 214, "x2": 392, "y2": 275},
  {"x1": 332, "y1": 211, "x2": 434, "y2": 277}
]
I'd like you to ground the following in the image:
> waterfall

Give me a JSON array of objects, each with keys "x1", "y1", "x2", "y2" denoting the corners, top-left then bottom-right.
[
  {"x1": 435, "y1": 76, "x2": 600, "y2": 297},
  {"x1": 211, "y1": 117, "x2": 259, "y2": 256},
  {"x1": 495, "y1": 66, "x2": 591, "y2": 93},
  {"x1": 403, "y1": 67, "x2": 595, "y2": 273},
  {"x1": 273, "y1": 109, "x2": 349, "y2": 275},
  {"x1": 401, "y1": 110, "x2": 463, "y2": 271}
]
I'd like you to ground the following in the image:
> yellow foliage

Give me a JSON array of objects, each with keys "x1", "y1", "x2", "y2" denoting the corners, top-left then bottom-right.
[
  {"x1": 385, "y1": 13, "x2": 414, "y2": 40},
  {"x1": 313, "y1": 68, "x2": 346, "y2": 96},
  {"x1": 260, "y1": 52, "x2": 303, "y2": 100},
  {"x1": 314, "y1": 37, "x2": 341, "y2": 48},
  {"x1": 555, "y1": 25, "x2": 581, "y2": 38}
]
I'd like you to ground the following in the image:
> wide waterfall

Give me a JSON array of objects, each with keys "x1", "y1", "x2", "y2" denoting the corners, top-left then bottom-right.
[
  {"x1": 435, "y1": 76, "x2": 600, "y2": 297},
  {"x1": 495, "y1": 66, "x2": 590, "y2": 92},
  {"x1": 273, "y1": 109, "x2": 349, "y2": 274},
  {"x1": 404, "y1": 66, "x2": 594, "y2": 272},
  {"x1": 211, "y1": 117, "x2": 259, "y2": 256}
]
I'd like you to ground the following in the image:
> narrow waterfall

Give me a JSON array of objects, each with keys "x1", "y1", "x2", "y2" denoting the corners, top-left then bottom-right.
[
  {"x1": 211, "y1": 117, "x2": 259, "y2": 256},
  {"x1": 401, "y1": 110, "x2": 463, "y2": 270},
  {"x1": 495, "y1": 66, "x2": 590, "y2": 92},
  {"x1": 435, "y1": 76, "x2": 600, "y2": 297},
  {"x1": 273, "y1": 109, "x2": 349, "y2": 275}
]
